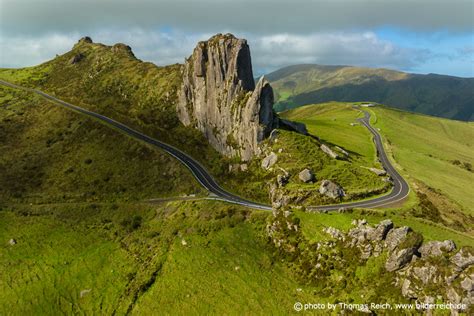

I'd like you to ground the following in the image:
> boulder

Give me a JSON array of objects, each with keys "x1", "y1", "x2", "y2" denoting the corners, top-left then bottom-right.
[
  {"x1": 368, "y1": 219, "x2": 393, "y2": 241},
  {"x1": 8, "y1": 239, "x2": 16, "y2": 245},
  {"x1": 319, "y1": 180, "x2": 345, "y2": 199},
  {"x1": 385, "y1": 248, "x2": 415, "y2": 272},
  {"x1": 298, "y1": 168, "x2": 315, "y2": 183},
  {"x1": 261, "y1": 152, "x2": 278, "y2": 169},
  {"x1": 460, "y1": 276, "x2": 473, "y2": 292},
  {"x1": 320, "y1": 144, "x2": 339, "y2": 159},
  {"x1": 240, "y1": 164, "x2": 248, "y2": 172},
  {"x1": 385, "y1": 226, "x2": 411, "y2": 252},
  {"x1": 418, "y1": 240, "x2": 456, "y2": 258},
  {"x1": 369, "y1": 167, "x2": 387, "y2": 176},
  {"x1": 450, "y1": 248, "x2": 474, "y2": 270}
]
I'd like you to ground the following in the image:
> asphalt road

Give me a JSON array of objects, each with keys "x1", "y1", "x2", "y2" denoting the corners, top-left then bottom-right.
[{"x1": 1, "y1": 79, "x2": 409, "y2": 211}]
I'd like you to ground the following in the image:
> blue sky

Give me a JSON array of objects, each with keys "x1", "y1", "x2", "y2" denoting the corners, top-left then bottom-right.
[{"x1": 1, "y1": 0, "x2": 473, "y2": 77}]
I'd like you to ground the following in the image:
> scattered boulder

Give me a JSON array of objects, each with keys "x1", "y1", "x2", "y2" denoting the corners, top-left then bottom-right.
[
  {"x1": 369, "y1": 167, "x2": 387, "y2": 176},
  {"x1": 8, "y1": 239, "x2": 16, "y2": 245},
  {"x1": 385, "y1": 226, "x2": 411, "y2": 251},
  {"x1": 320, "y1": 144, "x2": 339, "y2": 159},
  {"x1": 386, "y1": 248, "x2": 416, "y2": 272},
  {"x1": 298, "y1": 168, "x2": 315, "y2": 183},
  {"x1": 319, "y1": 180, "x2": 345, "y2": 199},
  {"x1": 181, "y1": 239, "x2": 188, "y2": 246},
  {"x1": 240, "y1": 164, "x2": 248, "y2": 172},
  {"x1": 69, "y1": 53, "x2": 84, "y2": 64},
  {"x1": 419, "y1": 240, "x2": 456, "y2": 258},
  {"x1": 261, "y1": 152, "x2": 278, "y2": 169}
]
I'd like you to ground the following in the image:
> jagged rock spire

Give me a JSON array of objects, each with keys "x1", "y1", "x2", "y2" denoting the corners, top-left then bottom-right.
[{"x1": 177, "y1": 33, "x2": 279, "y2": 161}]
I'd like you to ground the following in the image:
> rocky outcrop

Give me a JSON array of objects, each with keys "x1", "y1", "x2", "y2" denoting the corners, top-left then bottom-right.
[
  {"x1": 268, "y1": 211, "x2": 473, "y2": 314},
  {"x1": 177, "y1": 34, "x2": 306, "y2": 161},
  {"x1": 319, "y1": 180, "x2": 345, "y2": 199},
  {"x1": 298, "y1": 168, "x2": 315, "y2": 183},
  {"x1": 418, "y1": 240, "x2": 456, "y2": 258}
]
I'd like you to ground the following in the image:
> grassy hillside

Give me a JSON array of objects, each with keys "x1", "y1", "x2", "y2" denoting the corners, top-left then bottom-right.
[
  {"x1": 283, "y1": 102, "x2": 474, "y2": 234},
  {"x1": 0, "y1": 200, "x2": 320, "y2": 314},
  {"x1": 0, "y1": 38, "x2": 391, "y2": 206},
  {"x1": 371, "y1": 106, "x2": 474, "y2": 215},
  {"x1": 268, "y1": 64, "x2": 474, "y2": 121}
]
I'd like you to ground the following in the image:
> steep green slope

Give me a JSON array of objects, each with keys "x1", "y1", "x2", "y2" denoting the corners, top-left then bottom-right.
[
  {"x1": 268, "y1": 64, "x2": 474, "y2": 121},
  {"x1": 283, "y1": 102, "x2": 474, "y2": 233},
  {"x1": 371, "y1": 106, "x2": 474, "y2": 216}
]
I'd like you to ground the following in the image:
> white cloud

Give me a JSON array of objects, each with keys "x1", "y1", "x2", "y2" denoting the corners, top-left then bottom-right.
[
  {"x1": 0, "y1": 33, "x2": 78, "y2": 68},
  {"x1": 0, "y1": 30, "x2": 432, "y2": 75},
  {"x1": 248, "y1": 32, "x2": 431, "y2": 75}
]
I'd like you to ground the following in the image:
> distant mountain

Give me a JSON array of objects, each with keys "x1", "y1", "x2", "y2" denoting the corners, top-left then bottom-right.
[{"x1": 267, "y1": 64, "x2": 474, "y2": 121}]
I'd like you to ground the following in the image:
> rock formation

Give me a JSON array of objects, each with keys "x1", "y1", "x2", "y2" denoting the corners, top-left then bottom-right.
[
  {"x1": 177, "y1": 33, "x2": 305, "y2": 161},
  {"x1": 267, "y1": 210, "x2": 473, "y2": 314}
]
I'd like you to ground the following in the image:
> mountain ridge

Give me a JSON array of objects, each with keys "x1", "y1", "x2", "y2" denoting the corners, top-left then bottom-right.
[{"x1": 268, "y1": 64, "x2": 474, "y2": 121}]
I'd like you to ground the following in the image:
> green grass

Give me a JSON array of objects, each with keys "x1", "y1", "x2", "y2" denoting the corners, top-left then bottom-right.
[
  {"x1": 371, "y1": 106, "x2": 474, "y2": 215},
  {"x1": 281, "y1": 102, "x2": 377, "y2": 166},
  {"x1": 0, "y1": 200, "x2": 324, "y2": 315},
  {"x1": 0, "y1": 86, "x2": 202, "y2": 203}
]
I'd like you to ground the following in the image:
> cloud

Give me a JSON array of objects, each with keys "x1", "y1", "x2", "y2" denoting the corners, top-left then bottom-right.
[
  {"x1": 1, "y1": 0, "x2": 473, "y2": 37},
  {"x1": 0, "y1": 28, "x2": 433, "y2": 76},
  {"x1": 249, "y1": 32, "x2": 432, "y2": 74},
  {"x1": 0, "y1": 33, "x2": 77, "y2": 68}
]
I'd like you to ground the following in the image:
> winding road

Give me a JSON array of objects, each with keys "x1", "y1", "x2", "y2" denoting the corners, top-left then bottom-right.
[{"x1": 0, "y1": 79, "x2": 409, "y2": 211}]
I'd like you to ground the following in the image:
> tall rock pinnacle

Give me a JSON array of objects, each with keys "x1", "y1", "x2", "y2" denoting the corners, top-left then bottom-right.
[{"x1": 177, "y1": 33, "x2": 280, "y2": 161}]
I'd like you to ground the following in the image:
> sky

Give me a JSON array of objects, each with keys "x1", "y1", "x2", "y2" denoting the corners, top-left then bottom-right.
[{"x1": 1, "y1": 0, "x2": 473, "y2": 77}]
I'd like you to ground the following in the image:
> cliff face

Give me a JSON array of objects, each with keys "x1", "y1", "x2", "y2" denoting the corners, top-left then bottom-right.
[{"x1": 177, "y1": 34, "x2": 280, "y2": 161}]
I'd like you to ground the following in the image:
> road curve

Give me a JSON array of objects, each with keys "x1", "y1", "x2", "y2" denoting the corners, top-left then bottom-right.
[{"x1": 0, "y1": 79, "x2": 409, "y2": 211}]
